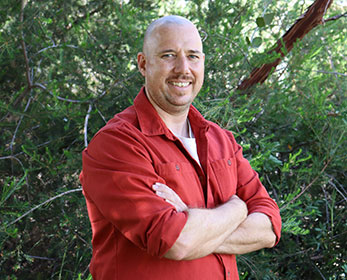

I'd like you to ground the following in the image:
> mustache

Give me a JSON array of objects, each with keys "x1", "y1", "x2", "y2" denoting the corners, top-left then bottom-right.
[{"x1": 167, "y1": 75, "x2": 194, "y2": 81}]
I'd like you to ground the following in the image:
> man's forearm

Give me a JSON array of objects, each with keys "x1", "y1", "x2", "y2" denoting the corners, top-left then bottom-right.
[
  {"x1": 164, "y1": 195, "x2": 248, "y2": 260},
  {"x1": 214, "y1": 212, "x2": 276, "y2": 255}
]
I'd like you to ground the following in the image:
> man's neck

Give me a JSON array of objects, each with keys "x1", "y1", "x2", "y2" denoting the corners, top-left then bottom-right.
[
  {"x1": 157, "y1": 108, "x2": 190, "y2": 138},
  {"x1": 144, "y1": 89, "x2": 191, "y2": 137}
]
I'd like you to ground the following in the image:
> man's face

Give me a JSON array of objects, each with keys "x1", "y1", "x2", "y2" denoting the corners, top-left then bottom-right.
[{"x1": 138, "y1": 23, "x2": 205, "y2": 115}]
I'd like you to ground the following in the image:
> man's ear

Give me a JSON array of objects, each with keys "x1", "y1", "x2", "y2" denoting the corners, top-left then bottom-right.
[{"x1": 137, "y1": 52, "x2": 146, "y2": 77}]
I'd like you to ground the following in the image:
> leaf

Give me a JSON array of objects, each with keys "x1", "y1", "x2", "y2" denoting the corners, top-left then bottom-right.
[
  {"x1": 308, "y1": 46, "x2": 323, "y2": 59},
  {"x1": 252, "y1": 37, "x2": 262, "y2": 48},
  {"x1": 256, "y1": 17, "x2": 265, "y2": 28},
  {"x1": 269, "y1": 154, "x2": 282, "y2": 166},
  {"x1": 229, "y1": 55, "x2": 243, "y2": 64},
  {"x1": 264, "y1": 13, "x2": 275, "y2": 25}
]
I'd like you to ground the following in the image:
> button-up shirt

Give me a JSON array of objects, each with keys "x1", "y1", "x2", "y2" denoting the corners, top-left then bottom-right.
[{"x1": 80, "y1": 87, "x2": 281, "y2": 279}]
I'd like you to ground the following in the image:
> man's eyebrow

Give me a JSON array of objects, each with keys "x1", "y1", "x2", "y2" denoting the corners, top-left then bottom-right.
[
  {"x1": 157, "y1": 49, "x2": 203, "y2": 54},
  {"x1": 158, "y1": 49, "x2": 176, "y2": 54},
  {"x1": 188, "y1": 49, "x2": 203, "y2": 54}
]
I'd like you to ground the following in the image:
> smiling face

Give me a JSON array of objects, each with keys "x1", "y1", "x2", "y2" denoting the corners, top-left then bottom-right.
[{"x1": 137, "y1": 20, "x2": 205, "y2": 116}]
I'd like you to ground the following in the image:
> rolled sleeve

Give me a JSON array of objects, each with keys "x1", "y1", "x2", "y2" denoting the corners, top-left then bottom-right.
[{"x1": 81, "y1": 127, "x2": 188, "y2": 257}]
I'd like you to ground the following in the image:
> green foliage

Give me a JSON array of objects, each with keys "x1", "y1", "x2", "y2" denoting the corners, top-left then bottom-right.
[{"x1": 1, "y1": 0, "x2": 346, "y2": 279}]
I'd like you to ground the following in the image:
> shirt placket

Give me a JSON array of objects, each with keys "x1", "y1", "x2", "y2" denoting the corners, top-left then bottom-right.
[
  {"x1": 172, "y1": 136, "x2": 207, "y2": 204},
  {"x1": 215, "y1": 254, "x2": 232, "y2": 280}
]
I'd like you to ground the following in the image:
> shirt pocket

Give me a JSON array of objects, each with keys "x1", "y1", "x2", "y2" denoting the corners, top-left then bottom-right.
[
  {"x1": 154, "y1": 161, "x2": 204, "y2": 208},
  {"x1": 210, "y1": 157, "x2": 237, "y2": 202}
]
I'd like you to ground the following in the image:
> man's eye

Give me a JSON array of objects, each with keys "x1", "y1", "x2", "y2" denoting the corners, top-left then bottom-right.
[
  {"x1": 189, "y1": 55, "x2": 199, "y2": 60},
  {"x1": 162, "y1": 54, "x2": 174, "y2": 58}
]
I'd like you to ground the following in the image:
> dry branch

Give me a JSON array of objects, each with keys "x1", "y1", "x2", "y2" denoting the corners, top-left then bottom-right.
[
  {"x1": 324, "y1": 11, "x2": 347, "y2": 22},
  {"x1": 6, "y1": 188, "x2": 83, "y2": 227},
  {"x1": 238, "y1": 0, "x2": 334, "y2": 90},
  {"x1": 13, "y1": 0, "x2": 31, "y2": 108},
  {"x1": 32, "y1": 83, "x2": 88, "y2": 103},
  {"x1": 20, "y1": 0, "x2": 30, "y2": 88},
  {"x1": 84, "y1": 104, "x2": 93, "y2": 147}
]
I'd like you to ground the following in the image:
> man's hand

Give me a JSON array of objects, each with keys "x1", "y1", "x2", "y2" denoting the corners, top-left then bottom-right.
[
  {"x1": 153, "y1": 183, "x2": 188, "y2": 212},
  {"x1": 152, "y1": 183, "x2": 276, "y2": 259},
  {"x1": 152, "y1": 182, "x2": 248, "y2": 260}
]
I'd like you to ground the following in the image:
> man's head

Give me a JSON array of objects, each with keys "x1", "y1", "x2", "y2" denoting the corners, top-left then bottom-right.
[{"x1": 137, "y1": 15, "x2": 205, "y2": 116}]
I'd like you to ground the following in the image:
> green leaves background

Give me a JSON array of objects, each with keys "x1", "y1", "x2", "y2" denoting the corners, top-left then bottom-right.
[{"x1": 0, "y1": 0, "x2": 346, "y2": 279}]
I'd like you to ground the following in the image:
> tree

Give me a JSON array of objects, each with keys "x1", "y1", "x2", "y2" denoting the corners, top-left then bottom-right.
[
  {"x1": 1, "y1": 0, "x2": 346, "y2": 279},
  {"x1": 238, "y1": 0, "x2": 335, "y2": 90}
]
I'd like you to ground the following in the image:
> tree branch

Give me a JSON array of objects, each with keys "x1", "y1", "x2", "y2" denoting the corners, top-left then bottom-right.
[
  {"x1": 215, "y1": 33, "x2": 252, "y2": 67},
  {"x1": 324, "y1": 11, "x2": 347, "y2": 22},
  {"x1": 13, "y1": 0, "x2": 31, "y2": 108},
  {"x1": 281, "y1": 158, "x2": 332, "y2": 210},
  {"x1": 35, "y1": 44, "x2": 78, "y2": 55},
  {"x1": 66, "y1": 2, "x2": 107, "y2": 30},
  {"x1": 9, "y1": 96, "x2": 32, "y2": 168},
  {"x1": 238, "y1": 0, "x2": 334, "y2": 90},
  {"x1": 6, "y1": 188, "x2": 83, "y2": 227},
  {"x1": 0, "y1": 155, "x2": 26, "y2": 174},
  {"x1": 20, "y1": 0, "x2": 31, "y2": 88},
  {"x1": 84, "y1": 103, "x2": 93, "y2": 147},
  {"x1": 321, "y1": 184, "x2": 331, "y2": 232},
  {"x1": 298, "y1": 68, "x2": 347, "y2": 77},
  {"x1": 326, "y1": 174, "x2": 347, "y2": 202},
  {"x1": 323, "y1": 0, "x2": 333, "y2": 19},
  {"x1": 32, "y1": 83, "x2": 88, "y2": 103},
  {"x1": 25, "y1": 255, "x2": 56, "y2": 261}
]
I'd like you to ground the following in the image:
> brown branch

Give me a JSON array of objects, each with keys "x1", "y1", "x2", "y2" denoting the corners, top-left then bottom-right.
[
  {"x1": 238, "y1": 0, "x2": 334, "y2": 90},
  {"x1": 13, "y1": 0, "x2": 31, "y2": 108},
  {"x1": 20, "y1": 0, "x2": 31, "y2": 88},
  {"x1": 324, "y1": 11, "x2": 347, "y2": 22}
]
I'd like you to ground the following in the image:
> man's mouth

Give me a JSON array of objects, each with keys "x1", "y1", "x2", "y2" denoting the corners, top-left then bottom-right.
[{"x1": 169, "y1": 81, "x2": 191, "y2": 87}]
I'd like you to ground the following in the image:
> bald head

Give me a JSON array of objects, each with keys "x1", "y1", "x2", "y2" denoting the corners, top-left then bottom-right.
[
  {"x1": 143, "y1": 15, "x2": 201, "y2": 55},
  {"x1": 137, "y1": 15, "x2": 205, "y2": 116}
]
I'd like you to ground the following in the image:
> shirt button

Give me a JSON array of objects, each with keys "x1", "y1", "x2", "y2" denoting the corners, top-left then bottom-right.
[
  {"x1": 227, "y1": 159, "x2": 232, "y2": 166},
  {"x1": 175, "y1": 164, "x2": 180, "y2": 171}
]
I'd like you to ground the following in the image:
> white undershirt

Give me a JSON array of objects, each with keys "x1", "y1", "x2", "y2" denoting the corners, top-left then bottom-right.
[{"x1": 171, "y1": 120, "x2": 201, "y2": 166}]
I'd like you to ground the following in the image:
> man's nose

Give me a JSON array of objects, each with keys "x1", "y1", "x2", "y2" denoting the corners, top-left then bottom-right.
[{"x1": 174, "y1": 55, "x2": 190, "y2": 74}]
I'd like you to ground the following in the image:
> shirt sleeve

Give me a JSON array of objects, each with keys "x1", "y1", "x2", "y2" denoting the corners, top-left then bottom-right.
[
  {"x1": 81, "y1": 125, "x2": 188, "y2": 257},
  {"x1": 227, "y1": 131, "x2": 282, "y2": 245}
]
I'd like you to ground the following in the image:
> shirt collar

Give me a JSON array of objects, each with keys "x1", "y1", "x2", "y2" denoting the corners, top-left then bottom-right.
[{"x1": 134, "y1": 86, "x2": 210, "y2": 138}]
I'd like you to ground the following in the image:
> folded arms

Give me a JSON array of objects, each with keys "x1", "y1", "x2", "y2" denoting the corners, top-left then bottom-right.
[{"x1": 153, "y1": 182, "x2": 277, "y2": 260}]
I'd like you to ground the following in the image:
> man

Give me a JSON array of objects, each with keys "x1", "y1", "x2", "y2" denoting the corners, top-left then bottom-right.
[{"x1": 80, "y1": 15, "x2": 281, "y2": 279}]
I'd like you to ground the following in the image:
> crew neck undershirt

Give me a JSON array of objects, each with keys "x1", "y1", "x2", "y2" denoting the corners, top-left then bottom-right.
[{"x1": 170, "y1": 120, "x2": 201, "y2": 166}]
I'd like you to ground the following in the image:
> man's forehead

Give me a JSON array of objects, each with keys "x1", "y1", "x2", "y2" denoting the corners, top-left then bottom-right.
[
  {"x1": 150, "y1": 24, "x2": 202, "y2": 50},
  {"x1": 143, "y1": 16, "x2": 202, "y2": 54},
  {"x1": 153, "y1": 22, "x2": 197, "y2": 38}
]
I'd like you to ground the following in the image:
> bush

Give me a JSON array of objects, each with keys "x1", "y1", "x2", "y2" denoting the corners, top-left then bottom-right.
[{"x1": 1, "y1": 0, "x2": 345, "y2": 279}]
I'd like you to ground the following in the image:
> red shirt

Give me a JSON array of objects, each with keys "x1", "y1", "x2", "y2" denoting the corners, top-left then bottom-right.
[{"x1": 80, "y1": 87, "x2": 281, "y2": 280}]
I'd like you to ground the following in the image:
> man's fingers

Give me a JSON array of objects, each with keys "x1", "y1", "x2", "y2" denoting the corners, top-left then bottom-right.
[
  {"x1": 152, "y1": 182, "x2": 188, "y2": 212},
  {"x1": 153, "y1": 183, "x2": 172, "y2": 198},
  {"x1": 153, "y1": 183, "x2": 177, "y2": 200}
]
